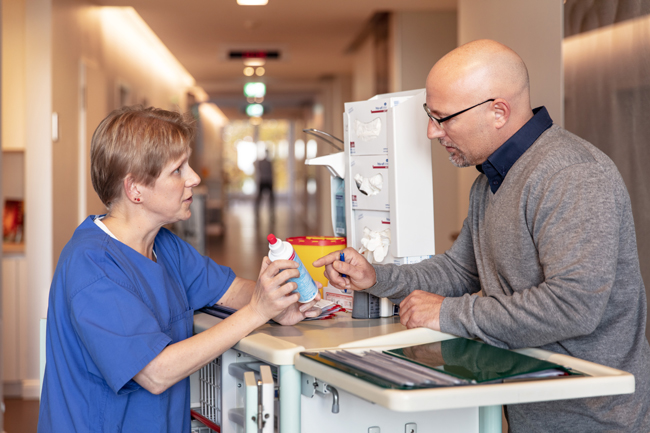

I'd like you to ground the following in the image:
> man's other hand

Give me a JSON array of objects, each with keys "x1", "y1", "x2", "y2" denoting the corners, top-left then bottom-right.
[{"x1": 399, "y1": 290, "x2": 445, "y2": 331}]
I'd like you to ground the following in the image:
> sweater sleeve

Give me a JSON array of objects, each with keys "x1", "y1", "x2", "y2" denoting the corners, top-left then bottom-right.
[
  {"x1": 367, "y1": 197, "x2": 482, "y2": 304},
  {"x1": 440, "y1": 161, "x2": 623, "y2": 348}
]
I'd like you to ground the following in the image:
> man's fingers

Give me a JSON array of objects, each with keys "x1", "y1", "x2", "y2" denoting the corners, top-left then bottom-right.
[
  {"x1": 398, "y1": 291, "x2": 443, "y2": 331},
  {"x1": 399, "y1": 295, "x2": 417, "y2": 328},
  {"x1": 333, "y1": 259, "x2": 362, "y2": 285},
  {"x1": 399, "y1": 303, "x2": 411, "y2": 327},
  {"x1": 313, "y1": 247, "x2": 358, "y2": 268},
  {"x1": 324, "y1": 265, "x2": 348, "y2": 290},
  {"x1": 333, "y1": 260, "x2": 349, "y2": 277},
  {"x1": 312, "y1": 250, "x2": 342, "y2": 268}
]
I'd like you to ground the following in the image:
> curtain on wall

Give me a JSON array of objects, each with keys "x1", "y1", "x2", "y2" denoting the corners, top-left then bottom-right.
[{"x1": 564, "y1": 0, "x2": 650, "y2": 339}]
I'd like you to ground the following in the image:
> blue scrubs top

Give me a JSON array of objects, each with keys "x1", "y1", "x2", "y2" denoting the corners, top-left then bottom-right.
[{"x1": 38, "y1": 216, "x2": 235, "y2": 433}]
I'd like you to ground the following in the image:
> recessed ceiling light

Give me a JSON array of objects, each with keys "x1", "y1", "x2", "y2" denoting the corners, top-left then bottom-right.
[
  {"x1": 255, "y1": 67, "x2": 265, "y2": 76},
  {"x1": 237, "y1": 0, "x2": 268, "y2": 5},
  {"x1": 243, "y1": 66, "x2": 255, "y2": 76},
  {"x1": 243, "y1": 58, "x2": 265, "y2": 67}
]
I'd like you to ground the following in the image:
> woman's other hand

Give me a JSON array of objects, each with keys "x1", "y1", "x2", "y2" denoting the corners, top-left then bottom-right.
[{"x1": 273, "y1": 284, "x2": 322, "y2": 325}]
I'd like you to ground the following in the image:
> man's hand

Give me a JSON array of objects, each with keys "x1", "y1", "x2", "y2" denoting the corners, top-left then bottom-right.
[
  {"x1": 399, "y1": 290, "x2": 445, "y2": 331},
  {"x1": 312, "y1": 247, "x2": 377, "y2": 291}
]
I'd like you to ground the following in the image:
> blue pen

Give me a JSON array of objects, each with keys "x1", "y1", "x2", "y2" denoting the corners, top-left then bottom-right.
[
  {"x1": 339, "y1": 252, "x2": 348, "y2": 293},
  {"x1": 340, "y1": 252, "x2": 347, "y2": 278},
  {"x1": 339, "y1": 251, "x2": 347, "y2": 278}
]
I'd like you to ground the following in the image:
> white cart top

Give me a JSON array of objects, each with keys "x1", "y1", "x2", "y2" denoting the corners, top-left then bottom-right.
[
  {"x1": 194, "y1": 311, "x2": 634, "y2": 411},
  {"x1": 194, "y1": 311, "x2": 444, "y2": 365}
]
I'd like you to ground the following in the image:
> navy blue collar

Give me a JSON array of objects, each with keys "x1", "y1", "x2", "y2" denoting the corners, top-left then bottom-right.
[{"x1": 477, "y1": 106, "x2": 553, "y2": 193}]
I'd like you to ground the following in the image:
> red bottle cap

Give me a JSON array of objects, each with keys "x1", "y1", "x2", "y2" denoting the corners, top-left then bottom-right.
[{"x1": 267, "y1": 234, "x2": 278, "y2": 244}]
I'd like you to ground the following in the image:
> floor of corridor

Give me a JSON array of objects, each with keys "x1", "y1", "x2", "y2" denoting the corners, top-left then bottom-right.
[
  {"x1": 2, "y1": 197, "x2": 309, "y2": 432},
  {"x1": 206, "y1": 197, "x2": 312, "y2": 280}
]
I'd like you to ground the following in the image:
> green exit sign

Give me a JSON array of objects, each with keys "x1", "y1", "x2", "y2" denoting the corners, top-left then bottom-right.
[
  {"x1": 246, "y1": 104, "x2": 264, "y2": 117},
  {"x1": 244, "y1": 82, "x2": 266, "y2": 98}
]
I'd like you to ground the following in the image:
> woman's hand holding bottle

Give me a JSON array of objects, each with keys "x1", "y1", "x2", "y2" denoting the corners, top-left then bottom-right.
[{"x1": 248, "y1": 257, "x2": 321, "y2": 325}]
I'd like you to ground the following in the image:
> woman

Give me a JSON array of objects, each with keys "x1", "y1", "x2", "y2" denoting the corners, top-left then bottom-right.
[{"x1": 38, "y1": 106, "x2": 321, "y2": 432}]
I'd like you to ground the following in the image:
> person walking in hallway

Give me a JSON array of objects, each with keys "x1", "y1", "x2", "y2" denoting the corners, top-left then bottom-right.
[{"x1": 255, "y1": 149, "x2": 275, "y2": 222}]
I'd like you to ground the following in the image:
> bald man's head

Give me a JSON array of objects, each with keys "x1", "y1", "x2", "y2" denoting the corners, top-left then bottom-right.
[
  {"x1": 427, "y1": 39, "x2": 531, "y2": 121},
  {"x1": 425, "y1": 40, "x2": 534, "y2": 167}
]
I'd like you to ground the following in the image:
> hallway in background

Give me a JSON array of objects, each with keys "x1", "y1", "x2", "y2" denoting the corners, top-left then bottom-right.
[{"x1": 207, "y1": 197, "x2": 317, "y2": 281}]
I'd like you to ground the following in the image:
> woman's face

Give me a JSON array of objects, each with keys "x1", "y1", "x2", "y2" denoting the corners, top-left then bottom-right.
[{"x1": 141, "y1": 151, "x2": 201, "y2": 225}]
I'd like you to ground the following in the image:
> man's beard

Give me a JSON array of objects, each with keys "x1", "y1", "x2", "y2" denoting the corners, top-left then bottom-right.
[{"x1": 439, "y1": 139, "x2": 472, "y2": 168}]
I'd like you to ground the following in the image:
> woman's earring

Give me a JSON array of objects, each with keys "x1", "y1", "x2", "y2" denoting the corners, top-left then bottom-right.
[{"x1": 136, "y1": 198, "x2": 140, "y2": 202}]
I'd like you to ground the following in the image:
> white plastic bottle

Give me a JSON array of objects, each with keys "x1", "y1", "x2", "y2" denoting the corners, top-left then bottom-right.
[{"x1": 267, "y1": 233, "x2": 318, "y2": 303}]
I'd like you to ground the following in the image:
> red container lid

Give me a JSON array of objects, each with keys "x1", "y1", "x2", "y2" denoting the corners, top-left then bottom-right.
[{"x1": 286, "y1": 236, "x2": 346, "y2": 246}]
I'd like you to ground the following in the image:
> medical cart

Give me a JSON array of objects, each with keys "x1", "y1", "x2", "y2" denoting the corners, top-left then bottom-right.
[{"x1": 190, "y1": 312, "x2": 634, "y2": 433}]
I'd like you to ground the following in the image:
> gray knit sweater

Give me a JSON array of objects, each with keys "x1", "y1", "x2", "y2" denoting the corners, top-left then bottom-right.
[{"x1": 371, "y1": 125, "x2": 650, "y2": 432}]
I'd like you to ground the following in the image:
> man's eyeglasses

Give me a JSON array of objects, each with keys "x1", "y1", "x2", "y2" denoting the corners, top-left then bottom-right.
[{"x1": 423, "y1": 99, "x2": 495, "y2": 128}]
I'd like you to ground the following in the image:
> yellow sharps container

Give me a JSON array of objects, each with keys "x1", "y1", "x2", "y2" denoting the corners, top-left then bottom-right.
[{"x1": 287, "y1": 236, "x2": 347, "y2": 296}]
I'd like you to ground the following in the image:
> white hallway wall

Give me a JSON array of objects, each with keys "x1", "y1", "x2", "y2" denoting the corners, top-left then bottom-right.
[
  {"x1": 457, "y1": 0, "x2": 564, "y2": 227},
  {"x1": 5, "y1": 0, "x2": 196, "y2": 398},
  {"x1": 390, "y1": 10, "x2": 459, "y2": 254}
]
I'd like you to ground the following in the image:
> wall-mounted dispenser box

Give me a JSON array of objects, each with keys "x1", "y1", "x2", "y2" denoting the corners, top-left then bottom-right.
[
  {"x1": 343, "y1": 89, "x2": 435, "y2": 318},
  {"x1": 345, "y1": 89, "x2": 435, "y2": 262},
  {"x1": 349, "y1": 155, "x2": 391, "y2": 212},
  {"x1": 343, "y1": 95, "x2": 412, "y2": 156}
]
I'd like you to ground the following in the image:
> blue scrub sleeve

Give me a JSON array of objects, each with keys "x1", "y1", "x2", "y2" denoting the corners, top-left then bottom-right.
[
  {"x1": 160, "y1": 229, "x2": 236, "y2": 308},
  {"x1": 70, "y1": 276, "x2": 172, "y2": 395},
  {"x1": 185, "y1": 255, "x2": 236, "y2": 308}
]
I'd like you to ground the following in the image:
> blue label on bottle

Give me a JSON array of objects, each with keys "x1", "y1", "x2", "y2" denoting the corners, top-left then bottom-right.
[{"x1": 289, "y1": 254, "x2": 318, "y2": 303}]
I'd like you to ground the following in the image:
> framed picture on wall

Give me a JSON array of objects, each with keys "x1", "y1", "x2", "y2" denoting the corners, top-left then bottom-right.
[{"x1": 3, "y1": 199, "x2": 24, "y2": 243}]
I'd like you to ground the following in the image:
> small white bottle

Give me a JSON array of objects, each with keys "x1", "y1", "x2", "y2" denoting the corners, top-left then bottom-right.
[{"x1": 267, "y1": 233, "x2": 318, "y2": 303}]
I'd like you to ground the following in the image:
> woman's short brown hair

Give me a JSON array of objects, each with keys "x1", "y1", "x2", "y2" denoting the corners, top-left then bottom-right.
[{"x1": 90, "y1": 106, "x2": 196, "y2": 208}]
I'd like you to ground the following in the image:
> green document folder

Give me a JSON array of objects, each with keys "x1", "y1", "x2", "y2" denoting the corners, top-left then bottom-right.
[
  {"x1": 300, "y1": 338, "x2": 583, "y2": 390},
  {"x1": 385, "y1": 338, "x2": 578, "y2": 384}
]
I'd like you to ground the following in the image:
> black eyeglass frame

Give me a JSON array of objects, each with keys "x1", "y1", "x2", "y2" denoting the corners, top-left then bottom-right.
[{"x1": 423, "y1": 99, "x2": 495, "y2": 126}]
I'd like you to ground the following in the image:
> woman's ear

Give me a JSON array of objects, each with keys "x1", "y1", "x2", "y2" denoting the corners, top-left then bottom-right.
[
  {"x1": 493, "y1": 99, "x2": 510, "y2": 129},
  {"x1": 124, "y1": 175, "x2": 142, "y2": 203}
]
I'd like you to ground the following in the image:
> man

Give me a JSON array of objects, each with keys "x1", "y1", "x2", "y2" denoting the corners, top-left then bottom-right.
[{"x1": 314, "y1": 39, "x2": 650, "y2": 432}]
